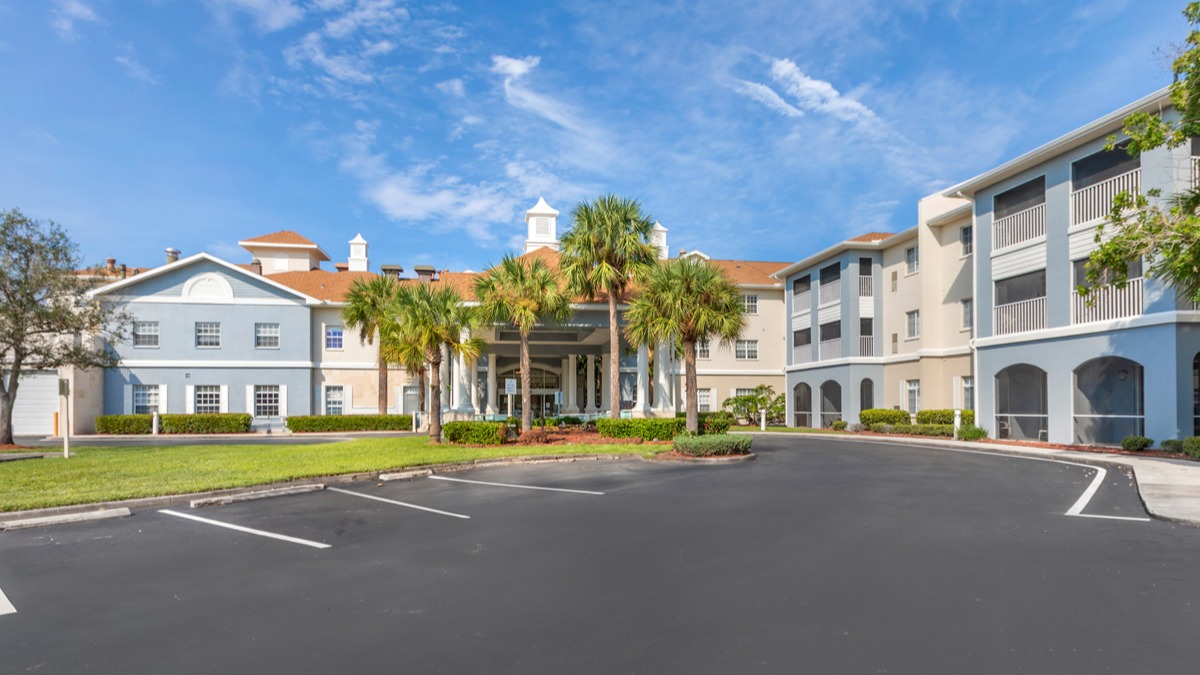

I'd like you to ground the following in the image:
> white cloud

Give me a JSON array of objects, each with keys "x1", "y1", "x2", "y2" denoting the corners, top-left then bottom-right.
[
  {"x1": 114, "y1": 54, "x2": 160, "y2": 85},
  {"x1": 284, "y1": 31, "x2": 373, "y2": 83},
  {"x1": 490, "y1": 55, "x2": 540, "y2": 79},
  {"x1": 361, "y1": 39, "x2": 394, "y2": 56},
  {"x1": 322, "y1": 0, "x2": 410, "y2": 40},
  {"x1": 436, "y1": 78, "x2": 465, "y2": 97},
  {"x1": 733, "y1": 80, "x2": 803, "y2": 118},
  {"x1": 207, "y1": 0, "x2": 304, "y2": 32},
  {"x1": 768, "y1": 58, "x2": 879, "y2": 127},
  {"x1": 50, "y1": 0, "x2": 100, "y2": 42}
]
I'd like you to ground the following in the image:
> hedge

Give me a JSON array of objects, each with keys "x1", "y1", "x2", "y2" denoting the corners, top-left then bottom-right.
[
  {"x1": 532, "y1": 416, "x2": 584, "y2": 427},
  {"x1": 916, "y1": 409, "x2": 975, "y2": 426},
  {"x1": 442, "y1": 421, "x2": 506, "y2": 445},
  {"x1": 95, "y1": 413, "x2": 251, "y2": 435},
  {"x1": 1183, "y1": 436, "x2": 1200, "y2": 458},
  {"x1": 891, "y1": 423, "x2": 956, "y2": 437},
  {"x1": 597, "y1": 418, "x2": 685, "y2": 441},
  {"x1": 859, "y1": 409, "x2": 912, "y2": 425},
  {"x1": 957, "y1": 424, "x2": 988, "y2": 441},
  {"x1": 674, "y1": 411, "x2": 733, "y2": 434},
  {"x1": 1121, "y1": 435, "x2": 1153, "y2": 452},
  {"x1": 1162, "y1": 439, "x2": 1184, "y2": 453},
  {"x1": 286, "y1": 414, "x2": 413, "y2": 433},
  {"x1": 673, "y1": 434, "x2": 753, "y2": 457}
]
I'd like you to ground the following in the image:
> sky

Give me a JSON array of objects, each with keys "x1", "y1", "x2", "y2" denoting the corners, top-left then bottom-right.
[{"x1": 0, "y1": 0, "x2": 1190, "y2": 273}]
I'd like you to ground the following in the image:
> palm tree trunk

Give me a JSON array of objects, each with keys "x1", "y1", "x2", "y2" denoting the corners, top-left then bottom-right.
[
  {"x1": 520, "y1": 334, "x2": 532, "y2": 432},
  {"x1": 684, "y1": 339, "x2": 699, "y2": 434},
  {"x1": 377, "y1": 357, "x2": 388, "y2": 415},
  {"x1": 608, "y1": 292, "x2": 620, "y2": 419},
  {"x1": 429, "y1": 356, "x2": 442, "y2": 444},
  {"x1": 418, "y1": 368, "x2": 427, "y2": 412}
]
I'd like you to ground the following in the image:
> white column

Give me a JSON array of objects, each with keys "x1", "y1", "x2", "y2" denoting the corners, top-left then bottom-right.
[
  {"x1": 440, "y1": 344, "x2": 451, "y2": 412},
  {"x1": 560, "y1": 356, "x2": 570, "y2": 414},
  {"x1": 565, "y1": 355, "x2": 580, "y2": 413},
  {"x1": 486, "y1": 352, "x2": 498, "y2": 414},
  {"x1": 585, "y1": 355, "x2": 597, "y2": 413},
  {"x1": 453, "y1": 332, "x2": 472, "y2": 413},
  {"x1": 653, "y1": 342, "x2": 672, "y2": 411},
  {"x1": 636, "y1": 343, "x2": 650, "y2": 415},
  {"x1": 600, "y1": 354, "x2": 611, "y2": 413},
  {"x1": 469, "y1": 358, "x2": 480, "y2": 414}
]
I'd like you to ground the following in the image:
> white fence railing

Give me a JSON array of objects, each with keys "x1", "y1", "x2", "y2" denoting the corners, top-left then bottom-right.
[
  {"x1": 1072, "y1": 277, "x2": 1143, "y2": 324},
  {"x1": 819, "y1": 338, "x2": 841, "y2": 361},
  {"x1": 993, "y1": 296, "x2": 1046, "y2": 336},
  {"x1": 1072, "y1": 168, "x2": 1140, "y2": 226},
  {"x1": 793, "y1": 345, "x2": 812, "y2": 365},
  {"x1": 819, "y1": 280, "x2": 840, "y2": 305},
  {"x1": 793, "y1": 290, "x2": 811, "y2": 314},
  {"x1": 858, "y1": 276, "x2": 873, "y2": 297},
  {"x1": 859, "y1": 336, "x2": 873, "y2": 357},
  {"x1": 993, "y1": 202, "x2": 1045, "y2": 250},
  {"x1": 1192, "y1": 156, "x2": 1200, "y2": 189}
]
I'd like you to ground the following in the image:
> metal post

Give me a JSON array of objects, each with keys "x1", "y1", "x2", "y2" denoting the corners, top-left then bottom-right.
[
  {"x1": 63, "y1": 392, "x2": 70, "y2": 459},
  {"x1": 152, "y1": 410, "x2": 160, "y2": 436},
  {"x1": 954, "y1": 409, "x2": 962, "y2": 437},
  {"x1": 761, "y1": 407, "x2": 767, "y2": 431}
]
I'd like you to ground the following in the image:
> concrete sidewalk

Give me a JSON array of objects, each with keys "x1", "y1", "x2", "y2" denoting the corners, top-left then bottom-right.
[{"x1": 749, "y1": 431, "x2": 1200, "y2": 526}]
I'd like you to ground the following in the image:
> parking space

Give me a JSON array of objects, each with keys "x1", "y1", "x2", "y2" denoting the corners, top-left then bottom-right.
[{"x1": 3, "y1": 437, "x2": 1200, "y2": 674}]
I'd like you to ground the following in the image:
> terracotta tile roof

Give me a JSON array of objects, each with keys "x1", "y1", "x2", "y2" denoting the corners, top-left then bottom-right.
[
  {"x1": 845, "y1": 232, "x2": 894, "y2": 243},
  {"x1": 240, "y1": 230, "x2": 321, "y2": 247},
  {"x1": 268, "y1": 269, "x2": 379, "y2": 301},
  {"x1": 706, "y1": 259, "x2": 790, "y2": 286}
]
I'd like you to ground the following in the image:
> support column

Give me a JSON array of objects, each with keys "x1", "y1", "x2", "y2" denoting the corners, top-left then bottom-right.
[
  {"x1": 440, "y1": 344, "x2": 451, "y2": 412},
  {"x1": 653, "y1": 342, "x2": 673, "y2": 412},
  {"x1": 565, "y1": 355, "x2": 580, "y2": 413},
  {"x1": 560, "y1": 356, "x2": 570, "y2": 415},
  {"x1": 469, "y1": 358, "x2": 480, "y2": 415},
  {"x1": 486, "y1": 352, "x2": 498, "y2": 415},
  {"x1": 636, "y1": 344, "x2": 651, "y2": 416},
  {"x1": 585, "y1": 355, "x2": 597, "y2": 413},
  {"x1": 600, "y1": 354, "x2": 611, "y2": 413},
  {"x1": 453, "y1": 331, "x2": 472, "y2": 413}
]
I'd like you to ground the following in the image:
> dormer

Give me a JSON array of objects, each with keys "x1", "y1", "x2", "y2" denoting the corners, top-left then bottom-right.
[
  {"x1": 238, "y1": 230, "x2": 331, "y2": 275},
  {"x1": 348, "y1": 233, "x2": 369, "y2": 272},
  {"x1": 650, "y1": 221, "x2": 668, "y2": 260},
  {"x1": 524, "y1": 197, "x2": 560, "y2": 254}
]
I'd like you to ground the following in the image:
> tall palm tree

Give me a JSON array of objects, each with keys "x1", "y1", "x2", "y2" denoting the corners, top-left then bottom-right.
[
  {"x1": 343, "y1": 276, "x2": 400, "y2": 415},
  {"x1": 392, "y1": 283, "x2": 483, "y2": 443},
  {"x1": 559, "y1": 195, "x2": 659, "y2": 418},
  {"x1": 378, "y1": 320, "x2": 427, "y2": 414},
  {"x1": 474, "y1": 255, "x2": 572, "y2": 432},
  {"x1": 626, "y1": 256, "x2": 745, "y2": 434}
]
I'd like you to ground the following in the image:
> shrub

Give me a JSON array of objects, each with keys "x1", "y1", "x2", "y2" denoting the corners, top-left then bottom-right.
[
  {"x1": 957, "y1": 424, "x2": 988, "y2": 441},
  {"x1": 1162, "y1": 439, "x2": 1184, "y2": 453},
  {"x1": 892, "y1": 424, "x2": 956, "y2": 437},
  {"x1": 916, "y1": 409, "x2": 975, "y2": 426},
  {"x1": 859, "y1": 409, "x2": 912, "y2": 426},
  {"x1": 1183, "y1": 437, "x2": 1200, "y2": 458},
  {"x1": 831, "y1": 420, "x2": 848, "y2": 431},
  {"x1": 518, "y1": 428, "x2": 552, "y2": 445},
  {"x1": 442, "y1": 421, "x2": 506, "y2": 445},
  {"x1": 849, "y1": 423, "x2": 865, "y2": 432},
  {"x1": 1121, "y1": 435, "x2": 1154, "y2": 452},
  {"x1": 868, "y1": 423, "x2": 894, "y2": 434},
  {"x1": 673, "y1": 433, "x2": 753, "y2": 457},
  {"x1": 676, "y1": 411, "x2": 735, "y2": 433},
  {"x1": 95, "y1": 414, "x2": 153, "y2": 435},
  {"x1": 161, "y1": 414, "x2": 252, "y2": 434},
  {"x1": 597, "y1": 418, "x2": 685, "y2": 441},
  {"x1": 285, "y1": 414, "x2": 412, "y2": 433}
]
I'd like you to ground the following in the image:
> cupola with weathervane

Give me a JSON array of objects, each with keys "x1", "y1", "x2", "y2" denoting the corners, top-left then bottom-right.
[
  {"x1": 650, "y1": 221, "x2": 668, "y2": 260},
  {"x1": 523, "y1": 197, "x2": 560, "y2": 254}
]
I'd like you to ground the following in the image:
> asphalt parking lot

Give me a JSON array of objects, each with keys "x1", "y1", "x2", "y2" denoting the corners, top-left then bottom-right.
[{"x1": 3, "y1": 435, "x2": 1200, "y2": 674}]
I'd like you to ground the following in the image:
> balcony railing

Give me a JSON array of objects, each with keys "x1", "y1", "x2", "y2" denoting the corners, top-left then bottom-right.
[
  {"x1": 859, "y1": 336, "x2": 873, "y2": 357},
  {"x1": 1192, "y1": 156, "x2": 1200, "y2": 189},
  {"x1": 819, "y1": 338, "x2": 841, "y2": 361},
  {"x1": 993, "y1": 203, "x2": 1045, "y2": 250},
  {"x1": 1072, "y1": 168, "x2": 1140, "y2": 226},
  {"x1": 819, "y1": 280, "x2": 840, "y2": 305},
  {"x1": 793, "y1": 290, "x2": 811, "y2": 314},
  {"x1": 1072, "y1": 277, "x2": 1143, "y2": 324},
  {"x1": 858, "y1": 275, "x2": 873, "y2": 297},
  {"x1": 993, "y1": 296, "x2": 1046, "y2": 336},
  {"x1": 793, "y1": 345, "x2": 812, "y2": 365}
]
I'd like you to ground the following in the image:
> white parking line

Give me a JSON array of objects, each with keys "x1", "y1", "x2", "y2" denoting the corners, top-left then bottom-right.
[
  {"x1": 327, "y1": 487, "x2": 470, "y2": 519},
  {"x1": 159, "y1": 510, "x2": 332, "y2": 549},
  {"x1": 428, "y1": 475, "x2": 605, "y2": 495},
  {"x1": 0, "y1": 586, "x2": 15, "y2": 617}
]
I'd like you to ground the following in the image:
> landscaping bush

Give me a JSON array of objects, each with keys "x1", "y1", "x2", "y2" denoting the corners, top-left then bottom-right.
[
  {"x1": 892, "y1": 423, "x2": 956, "y2": 437},
  {"x1": 1183, "y1": 437, "x2": 1200, "y2": 458},
  {"x1": 859, "y1": 409, "x2": 912, "y2": 426},
  {"x1": 518, "y1": 428, "x2": 552, "y2": 445},
  {"x1": 673, "y1": 433, "x2": 753, "y2": 457},
  {"x1": 849, "y1": 423, "x2": 865, "y2": 432},
  {"x1": 916, "y1": 409, "x2": 975, "y2": 426},
  {"x1": 831, "y1": 420, "x2": 848, "y2": 431},
  {"x1": 676, "y1": 411, "x2": 734, "y2": 433},
  {"x1": 1162, "y1": 439, "x2": 1184, "y2": 453},
  {"x1": 442, "y1": 421, "x2": 506, "y2": 445},
  {"x1": 285, "y1": 414, "x2": 412, "y2": 433},
  {"x1": 957, "y1": 424, "x2": 988, "y2": 441},
  {"x1": 597, "y1": 417, "x2": 685, "y2": 441},
  {"x1": 1121, "y1": 435, "x2": 1154, "y2": 452},
  {"x1": 95, "y1": 414, "x2": 153, "y2": 435},
  {"x1": 868, "y1": 423, "x2": 894, "y2": 434},
  {"x1": 532, "y1": 416, "x2": 585, "y2": 428},
  {"x1": 161, "y1": 413, "x2": 252, "y2": 434}
]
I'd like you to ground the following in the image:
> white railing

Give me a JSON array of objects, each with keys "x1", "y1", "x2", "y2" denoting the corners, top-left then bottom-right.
[
  {"x1": 819, "y1": 280, "x2": 840, "y2": 305},
  {"x1": 819, "y1": 338, "x2": 841, "y2": 361},
  {"x1": 859, "y1": 336, "x2": 873, "y2": 357},
  {"x1": 1072, "y1": 168, "x2": 1140, "y2": 226},
  {"x1": 1072, "y1": 277, "x2": 1143, "y2": 324},
  {"x1": 993, "y1": 203, "x2": 1045, "y2": 250},
  {"x1": 793, "y1": 290, "x2": 811, "y2": 314},
  {"x1": 793, "y1": 345, "x2": 812, "y2": 364},
  {"x1": 993, "y1": 296, "x2": 1046, "y2": 336},
  {"x1": 1192, "y1": 156, "x2": 1200, "y2": 189},
  {"x1": 858, "y1": 275, "x2": 873, "y2": 297}
]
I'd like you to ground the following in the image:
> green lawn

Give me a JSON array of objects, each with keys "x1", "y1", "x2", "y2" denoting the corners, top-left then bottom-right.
[{"x1": 0, "y1": 437, "x2": 659, "y2": 513}]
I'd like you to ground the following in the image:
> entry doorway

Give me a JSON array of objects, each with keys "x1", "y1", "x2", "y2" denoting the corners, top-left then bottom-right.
[{"x1": 499, "y1": 389, "x2": 560, "y2": 419}]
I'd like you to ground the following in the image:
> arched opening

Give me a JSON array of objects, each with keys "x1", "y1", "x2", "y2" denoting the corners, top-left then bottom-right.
[
  {"x1": 995, "y1": 364, "x2": 1048, "y2": 441},
  {"x1": 1194, "y1": 353, "x2": 1200, "y2": 437},
  {"x1": 793, "y1": 383, "x2": 812, "y2": 427},
  {"x1": 496, "y1": 366, "x2": 561, "y2": 419},
  {"x1": 820, "y1": 380, "x2": 842, "y2": 428},
  {"x1": 1073, "y1": 357, "x2": 1144, "y2": 445},
  {"x1": 860, "y1": 378, "x2": 874, "y2": 412}
]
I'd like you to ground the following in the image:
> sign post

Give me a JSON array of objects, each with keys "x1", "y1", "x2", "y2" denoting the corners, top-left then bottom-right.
[
  {"x1": 58, "y1": 379, "x2": 70, "y2": 459},
  {"x1": 505, "y1": 378, "x2": 517, "y2": 418}
]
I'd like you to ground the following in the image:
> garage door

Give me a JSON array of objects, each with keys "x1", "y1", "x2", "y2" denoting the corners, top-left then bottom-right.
[{"x1": 11, "y1": 371, "x2": 58, "y2": 437}]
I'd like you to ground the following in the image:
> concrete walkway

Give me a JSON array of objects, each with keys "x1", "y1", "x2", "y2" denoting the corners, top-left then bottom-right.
[{"x1": 749, "y1": 431, "x2": 1200, "y2": 526}]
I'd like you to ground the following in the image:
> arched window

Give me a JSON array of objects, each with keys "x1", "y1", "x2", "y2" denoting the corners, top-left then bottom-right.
[
  {"x1": 793, "y1": 383, "x2": 812, "y2": 427},
  {"x1": 1073, "y1": 356, "x2": 1143, "y2": 445},
  {"x1": 860, "y1": 378, "x2": 874, "y2": 412},
  {"x1": 820, "y1": 380, "x2": 842, "y2": 428},
  {"x1": 996, "y1": 364, "x2": 1048, "y2": 441}
]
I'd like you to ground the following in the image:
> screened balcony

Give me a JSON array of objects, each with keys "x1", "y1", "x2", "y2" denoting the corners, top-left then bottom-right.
[
  {"x1": 858, "y1": 275, "x2": 873, "y2": 297},
  {"x1": 1072, "y1": 169, "x2": 1140, "y2": 225},
  {"x1": 818, "y1": 280, "x2": 840, "y2": 305},
  {"x1": 859, "y1": 336, "x2": 874, "y2": 357},
  {"x1": 993, "y1": 297, "x2": 1046, "y2": 336},
  {"x1": 993, "y1": 203, "x2": 1045, "y2": 250},
  {"x1": 819, "y1": 338, "x2": 841, "y2": 361},
  {"x1": 1072, "y1": 277, "x2": 1142, "y2": 324}
]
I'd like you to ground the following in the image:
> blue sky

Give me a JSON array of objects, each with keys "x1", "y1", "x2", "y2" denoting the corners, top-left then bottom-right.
[{"x1": 0, "y1": 0, "x2": 1188, "y2": 273}]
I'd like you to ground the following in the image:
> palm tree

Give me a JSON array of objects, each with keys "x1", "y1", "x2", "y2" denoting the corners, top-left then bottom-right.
[
  {"x1": 392, "y1": 283, "x2": 483, "y2": 443},
  {"x1": 559, "y1": 195, "x2": 659, "y2": 418},
  {"x1": 474, "y1": 255, "x2": 572, "y2": 432},
  {"x1": 378, "y1": 320, "x2": 427, "y2": 414},
  {"x1": 626, "y1": 256, "x2": 745, "y2": 434},
  {"x1": 343, "y1": 276, "x2": 400, "y2": 415}
]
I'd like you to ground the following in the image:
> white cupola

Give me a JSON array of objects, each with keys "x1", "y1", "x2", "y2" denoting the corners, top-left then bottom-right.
[
  {"x1": 650, "y1": 221, "x2": 668, "y2": 260},
  {"x1": 524, "y1": 197, "x2": 560, "y2": 254},
  {"x1": 348, "y1": 233, "x2": 369, "y2": 272}
]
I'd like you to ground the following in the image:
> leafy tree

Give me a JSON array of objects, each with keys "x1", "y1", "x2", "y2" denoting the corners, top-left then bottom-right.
[
  {"x1": 559, "y1": 195, "x2": 659, "y2": 419},
  {"x1": 722, "y1": 384, "x2": 785, "y2": 426},
  {"x1": 378, "y1": 318, "x2": 427, "y2": 414},
  {"x1": 343, "y1": 276, "x2": 400, "y2": 414},
  {"x1": 625, "y1": 256, "x2": 745, "y2": 434},
  {"x1": 474, "y1": 255, "x2": 571, "y2": 432},
  {"x1": 392, "y1": 283, "x2": 483, "y2": 443},
  {"x1": 0, "y1": 209, "x2": 130, "y2": 445}
]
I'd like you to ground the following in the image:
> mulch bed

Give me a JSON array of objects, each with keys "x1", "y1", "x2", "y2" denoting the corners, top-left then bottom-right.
[
  {"x1": 514, "y1": 428, "x2": 672, "y2": 447},
  {"x1": 0, "y1": 444, "x2": 33, "y2": 451}
]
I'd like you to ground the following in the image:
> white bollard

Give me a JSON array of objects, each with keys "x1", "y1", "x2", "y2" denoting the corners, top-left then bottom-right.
[
  {"x1": 954, "y1": 409, "x2": 962, "y2": 437},
  {"x1": 152, "y1": 411, "x2": 160, "y2": 436}
]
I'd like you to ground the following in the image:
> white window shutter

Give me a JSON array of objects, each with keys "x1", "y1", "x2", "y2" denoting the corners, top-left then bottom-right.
[
  {"x1": 279, "y1": 384, "x2": 288, "y2": 418},
  {"x1": 246, "y1": 385, "x2": 255, "y2": 416},
  {"x1": 159, "y1": 384, "x2": 169, "y2": 414},
  {"x1": 219, "y1": 385, "x2": 229, "y2": 413},
  {"x1": 185, "y1": 385, "x2": 195, "y2": 414},
  {"x1": 899, "y1": 380, "x2": 905, "y2": 411},
  {"x1": 344, "y1": 385, "x2": 353, "y2": 414}
]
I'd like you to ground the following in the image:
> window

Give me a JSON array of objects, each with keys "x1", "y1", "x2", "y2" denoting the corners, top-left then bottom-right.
[
  {"x1": 195, "y1": 322, "x2": 221, "y2": 348},
  {"x1": 890, "y1": 271, "x2": 898, "y2": 292},
  {"x1": 325, "y1": 326, "x2": 344, "y2": 350},
  {"x1": 994, "y1": 176, "x2": 1046, "y2": 219},
  {"x1": 820, "y1": 321, "x2": 841, "y2": 341},
  {"x1": 742, "y1": 294, "x2": 758, "y2": 315},
  {"x1": 905, "y1": 246, "x2": 919, "y2": 274},
  {"x1": 995, "y1": 270, "x2": 1046, "y2": 305},
  {"x1": 735, "y1": 388, "x2": 755, "y2": 397},
  {"x1": 1072, "y1": 141, "x2": 1138, "y2": 191},
  {"x1": 133, "y1": 384, "x2": 160, "y2": 414},
  {"x1": 860, "y1": 379, "x2": 874, "y2": 411},
  {"x1": 891, "y1": 333, "x2": 898, "y2": 354},
  {"x1": 696, "y1": 338, "x2": 710, "y2": 359},
  {"x1": 961, "y1": 226, "x2": 973, "y2": 256},
  {"x1": 905, "y1": 380, "x2": 921, "y2": 415},
  {"x1": 906, "y1": 310, "x2": 920, "y2": 339},
  {"x1": 255, "y1": 323, "x2": 280, "y2": 349},
  {"x1": 792, "y1": 275, "x2": 811, "y2": 295},
  {"x1": 133, "y1": 321, "x2": 159, "y2": 348},
  {"x1": 254, "y1": 385, "x2": 280, "y2": 417},
  {"x1": 735, "y1": 340, "x2": 758, "y2": 360},
  {"x1": 961, "y1": 377, "x2": 974, "y2": 411},
  {"x1": 996, "y1": 364, "x2": 1048, "y2": 441},
  {"x1": 860, "y1": 318, "x2": 873, "y2": 336},
  {"x1": 698, "y1": 388, "x2": 712, "y2": 413},
  {"x1": 195, "y1": 385, "x2": 221, "y2": 414},
  {"x1": 325, "y1": 386, "x2": 345, "y2": 416},
  {"x1": 859, "y1": 257, "x2": 872, "y2": 276},
  {"x1": 1072, "y1": 258, "x2": 1143, "y2": 290},
  {"x1": 961, "y1": 299, "x2": 974, "y2": 330}
]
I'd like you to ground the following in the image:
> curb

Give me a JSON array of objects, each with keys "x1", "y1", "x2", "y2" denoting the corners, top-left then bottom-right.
[
  {"x1": 0, "y1": 508, "x2": 132, "y2": 531},
  {"x1": 190, "y1": 484, "x2": 325, "y2": 508},
  {"x1": 646, "y1": 452, "x2": 757, "y2": 464}
]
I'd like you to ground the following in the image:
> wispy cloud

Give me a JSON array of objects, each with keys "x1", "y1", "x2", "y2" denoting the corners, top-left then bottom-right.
[
  {"x1": 284, "y1": 31, "x2": 374, "y2": 83},
  {"x1": 206, "y1": 0, "x2": 304, "y2": 32},
  {"x1": 766, "y1": 57, "x2": 879, "y2": 127},
  {"x1": 436, "y1": 78, "x2": 465, "y2": 97},
  {"x1": 50, "y1": 0, "x2": 100, "y2": 42},
  {"x1": 322, "y1": 0, "x2": 409, "y2": 40},
  {"x1": 732, "y1": 80, "x2": 803, "y2": 118},
  {"x1": 114, "y1": 52, "x2": 160, "y2": 85}
]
